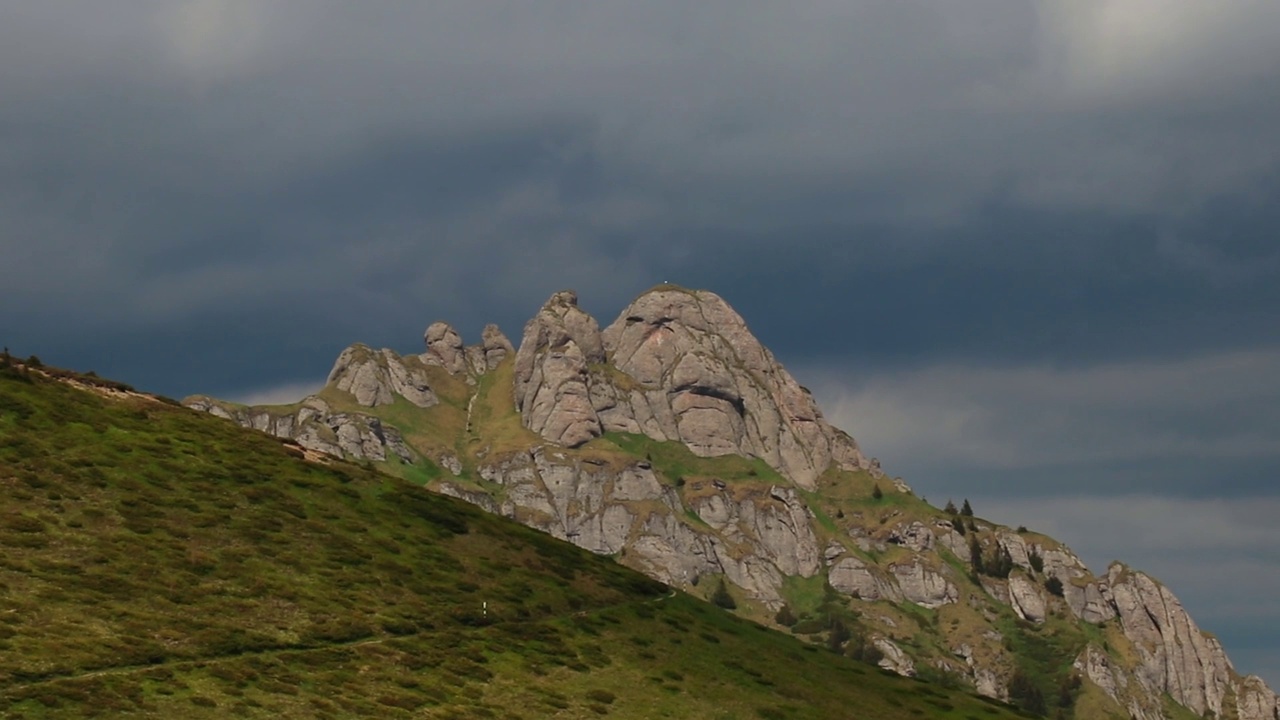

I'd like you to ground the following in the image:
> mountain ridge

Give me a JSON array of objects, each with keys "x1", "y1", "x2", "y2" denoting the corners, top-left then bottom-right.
[
  {"x1": 3, "y1": 356, "x2": 1042, "y2": 719},
  {"x1": 184, "y1": 286, "x2": 1279, "y2": 720}
]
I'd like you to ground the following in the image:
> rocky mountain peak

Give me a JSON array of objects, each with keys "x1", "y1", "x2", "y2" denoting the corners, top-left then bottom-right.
[
  {"x1": 506, "y1": 286, "x2": 877, "y2": 489},
  {"x1": 601, "y1": 287, "x2": 771, "y2": 382}
]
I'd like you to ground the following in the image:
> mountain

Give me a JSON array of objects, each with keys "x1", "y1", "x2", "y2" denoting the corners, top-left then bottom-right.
[
  {"x1": 0, "y1": 357, "x2": 1033, "y2": 719},
  {"x1": 184, "y1": 286, "x2": 1280, "y2": 720}
]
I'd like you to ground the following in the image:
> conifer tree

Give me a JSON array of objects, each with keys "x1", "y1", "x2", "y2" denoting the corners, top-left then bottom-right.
[
  {"x1": 711, "y1": 579, "x2": 736, "y2": 609},
  {"x1": 968, "y1": 535, "x2": 984, "y2": 574}
]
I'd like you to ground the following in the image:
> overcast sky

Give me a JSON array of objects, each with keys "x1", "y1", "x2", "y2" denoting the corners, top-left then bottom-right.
[{"x1": 3, "y1": 1, "x2": 1278, "y2": 688}]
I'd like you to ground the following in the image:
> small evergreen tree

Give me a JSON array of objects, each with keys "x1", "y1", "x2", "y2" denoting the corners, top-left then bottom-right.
[
  {"x1": 1008, "y1": 668, "x2": 1047, "y2": 715},
  {"x1": 960, "y1": 499, "x2": 973, "y2": 516},
  {"x1": 986, "y1": 545, "x2": 1015, "y2": 579},
  {"x1": 827, "y1": 618, "x2": 852, "y2": 652},
  {"x1": 1057, "y1": 673, "x2": 1082, "y2": 708},
  {"x1": 968, "y1": 535, "x2": 984, "y2": 574},
  {"x1": 774, "y1": 604, "x2": 797, "y2": 627},
  {"x1": 871, "y1": 484, "x2": 883, "y2": 500},
  {"x1": 711, "y1": 579, "x2": 736, "y2": 610},
  {"x1": 944, "y1": 499, "x2": 958, "y2": 515},
  {"x1": 847, "y1": 633, "x2": 884, "y2": 665},
  {"x1": 1045, "y1": 576, "x2": 1064, "y2": 597},
  {"x1": 1028, "y1": 548, "x2": 1045, "y2": 574},
  {"x1": 951, "y1": 516, "x2": 966, "y2": 535}
]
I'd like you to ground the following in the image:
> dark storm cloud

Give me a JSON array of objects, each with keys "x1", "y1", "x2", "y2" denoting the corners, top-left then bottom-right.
[{"x1": 2, "y1": 0, "x2": 1277, "y2": 481}]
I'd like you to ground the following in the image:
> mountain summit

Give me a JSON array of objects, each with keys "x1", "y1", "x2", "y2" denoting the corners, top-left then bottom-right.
[
  {"x1": 186, "y1": 287, "x2": 1279, "y2": 720},
  {"x1": 513, "y1": 287, "x2": 877, "y2": 487}
]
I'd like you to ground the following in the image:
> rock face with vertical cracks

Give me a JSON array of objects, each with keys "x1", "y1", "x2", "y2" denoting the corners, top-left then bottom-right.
[
  {"x1": 512, "y1": 290, "x2": 606, "y2": 448},
  {"x1": 510, "y1": 287, "x2": 879, "y2": 488},
  {"x1": 597, "y1": 288, "x2": 877, "y2": 490},
  {"x1": 328, "y1": 343, "x2": 438, "y2": 408}
]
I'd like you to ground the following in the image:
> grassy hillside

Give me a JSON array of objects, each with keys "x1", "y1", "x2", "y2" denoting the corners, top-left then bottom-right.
[{"x1": 0, "y1": 361, "x2": 1033, "y2": 719}]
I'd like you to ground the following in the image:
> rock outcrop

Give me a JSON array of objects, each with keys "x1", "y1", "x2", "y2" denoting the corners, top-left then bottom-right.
[
  {"x1": 183, "y1": 395, "x2": 413, "y2": 463},
  {"x1": 1105, "y1": 564, "x2": 1246, "y2": 719},
  {"x1": 594, "y1": 288, "x2": 876, "y2": 490},
  {"x1": 1007, "y1": 574, "x2": 1046, "y2": 623},
  {"x1": 891, "y1": 560, "x2": 958, "y2": 609},
  {"x1": 478, "y1": 323, "x2": 514, "y2": 371},
  {"x1": 184, "y1": 286, "x2": 1278, "y2": 720},
  {"x1": 422, "y1": 322, "x2": 468, "y2": 375},
  {"x1": 512, "y1": 291, "x2": 606, "y2": 448},
  {"x1": 328, "y1": 344, "x2": 438, "y2": 408},
  {"x1": 508, "y1": 287, "x2": 879, "y2": 489}
]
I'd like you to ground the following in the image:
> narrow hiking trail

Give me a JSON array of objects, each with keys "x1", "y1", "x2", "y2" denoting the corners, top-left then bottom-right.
[{"x1": 0, "y1": 591, "x2": 681, "y2": 698}]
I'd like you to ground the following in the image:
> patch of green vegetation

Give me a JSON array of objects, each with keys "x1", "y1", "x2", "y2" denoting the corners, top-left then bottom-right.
[
  {"x1": 796, "y1": 488, "x2": 837, "y2": 534},
  {"x1": 780, "y1": 574, "x2": 832, "y2": 620},
  {"x1": 994, "y1": 610, "x2": 1092, "y2": 716},
  {"x1": 0, "y1": 364, "x2": 1031, "y2": 719},
  {"x1": 592, "y1": 432, "x2": 785, "y2": 487}
]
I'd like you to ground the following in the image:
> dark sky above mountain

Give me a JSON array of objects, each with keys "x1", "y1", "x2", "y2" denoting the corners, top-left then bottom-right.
[{"x1": 3, "y1": 1, "x2": 1278, "y2": 687}]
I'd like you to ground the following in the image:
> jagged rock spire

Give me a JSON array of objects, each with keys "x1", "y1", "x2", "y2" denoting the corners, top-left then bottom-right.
[
  {"x1": 423, "y1": 321, "x2": 467, "y2": 374},
  {"x1": 512, "y1": 290, "x2": 607, "y2": 447}
]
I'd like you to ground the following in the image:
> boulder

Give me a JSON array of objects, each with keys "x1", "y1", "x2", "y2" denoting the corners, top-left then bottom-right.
[
  {"x1": 829, "y1": 556, "x2": 902, "y2": 602},
  {"x1": 328, "y1": 344, "x2": 438, "y2": 408},
  {"x1": 1008, "y1": 574, "x2": 1046, "y2": 623},
  {"x1": 891, "y1": 560, "x2": 958, "y2": 609},
  {"x1": 423, "y1": 321, "x2": 467, "y2": 375}
]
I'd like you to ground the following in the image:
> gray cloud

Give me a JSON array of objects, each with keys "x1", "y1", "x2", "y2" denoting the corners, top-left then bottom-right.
[{"x1": 807, "y1": 349, "x2": 1280, "y2": 496}]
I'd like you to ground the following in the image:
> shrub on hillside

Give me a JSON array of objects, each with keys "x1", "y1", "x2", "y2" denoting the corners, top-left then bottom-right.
[
  {"x1": 1045, "y1": 576, "x2": 1064, "y2": 597},
  {"x1": 711, "y1": 579, "x2": 736, "y2": 610}
]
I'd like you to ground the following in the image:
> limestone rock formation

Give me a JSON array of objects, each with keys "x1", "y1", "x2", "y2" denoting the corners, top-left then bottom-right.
[
  {"x1": 479, "y1": 323, "x2": 514, "y2": 371},
  {"x1": 1106, "y1": 564, "x2": 1236, "y2": 718},
  {"x1": 593, "y1": 288, "x2": 876, "y2": 490},
  {"x1": 183, "y1": 395, "x2": 413, "y2": 463},
  {"x1": 512, "y1": 291, "x2": 606, "y2": 448},
  {"x1": 1007, "y1": 574, "x2": 1046, "y2": 623},
  {"x1": 828, "y1": 556, "x2": 902, "y2": 602},
  {"x1": 422, "y1": 321, "x2": 468, "y2": 375},
  {"x1": 891, "y1": 560, "x2": 958, "y2": 609},
  {"x1": 328, "y1": 344, "x2": 438, "y2": 408}
]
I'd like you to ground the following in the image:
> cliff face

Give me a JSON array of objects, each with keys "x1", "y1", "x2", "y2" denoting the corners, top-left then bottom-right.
[
  {"x1": 184, "y1": 287, "x2": 1278, "y2": 720},
  {"x1": 512, "y1": 288, "x2": 877, "y2": 489}
]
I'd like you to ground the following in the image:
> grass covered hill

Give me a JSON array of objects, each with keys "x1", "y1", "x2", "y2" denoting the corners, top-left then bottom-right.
[{"x1": 0, "y1": 359, "x2": 1031, "y2": 719}]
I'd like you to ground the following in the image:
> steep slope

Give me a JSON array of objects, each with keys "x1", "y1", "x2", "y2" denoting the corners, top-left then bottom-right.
[
  {"x1": 0, "y1": 359, "x2": 1035, "y2": 720},
  {"x1": 184, "y1": 287, "x2": 1280, "y2": 720}
]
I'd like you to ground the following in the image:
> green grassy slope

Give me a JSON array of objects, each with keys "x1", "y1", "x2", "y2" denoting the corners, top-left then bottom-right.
[{"x1": 0, "y1": 362, "x2": 1032, "y2": 719}]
